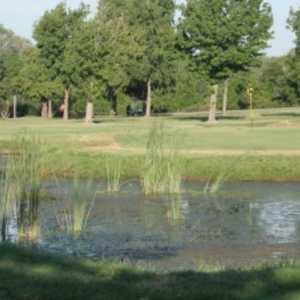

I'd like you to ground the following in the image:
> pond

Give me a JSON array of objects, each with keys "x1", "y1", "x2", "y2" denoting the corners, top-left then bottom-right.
[{"x1": 2, "y1": 181, "x2": 300, "y2": 271}]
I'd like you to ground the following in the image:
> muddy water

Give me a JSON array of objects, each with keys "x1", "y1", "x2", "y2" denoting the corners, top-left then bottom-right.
[{"x1": 4, "y1": 181, "x2": 300, "y2": 270}]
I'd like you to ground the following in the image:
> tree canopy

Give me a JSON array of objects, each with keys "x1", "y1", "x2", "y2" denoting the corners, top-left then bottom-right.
[
  {"x1": 0, "y1": 1, "x2": 300, "y2": 120},
  {"x1": 179, "y1": 0, "x2": 273, "y2": 121}
]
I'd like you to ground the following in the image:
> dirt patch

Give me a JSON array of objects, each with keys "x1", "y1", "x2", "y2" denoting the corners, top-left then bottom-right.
[
  {"x1": 83, "y1": 144, "x2": 300, "y2": 157},
  {"x1": 78, "y1": 134, "x2": 121, "y2": 151},
  {"x1": 271, "y1": 120, "x2": 300, "y2": 128}
]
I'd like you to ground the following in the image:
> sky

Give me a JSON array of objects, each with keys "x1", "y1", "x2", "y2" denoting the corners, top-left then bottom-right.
[{"x1": 0, "y1": 0, "x2": 299, "y2": 57}]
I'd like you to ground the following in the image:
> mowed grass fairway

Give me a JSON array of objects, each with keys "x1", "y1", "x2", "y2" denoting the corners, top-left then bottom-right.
[{"x1": 2, "y1": 107, "x2": 300, "y2": 181}]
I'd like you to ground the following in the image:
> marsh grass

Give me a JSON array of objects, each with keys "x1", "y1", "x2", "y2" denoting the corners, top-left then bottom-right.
[
  {"x1": 143, "y1": 122, "x2": 182, "y2": 195},
  {"x1": 203, "y1": 174, "x2": 225, "y2": 195},
  {"x1": 0, "y1": 160, "x2": 16, "y2": 241},
  {"x1": 0, "y1": 135, "x2": 52, "y2": 242},
  {"x1": 196, "y1": 259, "x2": 226, "y2": 273},
  {"x1": 105, "y1": 156, "x2": 122, "y2": 193},
  {"x1": 9, "y1": 135, "x2": 50, "y2": 201},
  {"x1": 166, "y1": 195, "x2": 183, "y2": 225},
  {"x1": 56, "y1": 178, "x2": 96, "y2": 236}
]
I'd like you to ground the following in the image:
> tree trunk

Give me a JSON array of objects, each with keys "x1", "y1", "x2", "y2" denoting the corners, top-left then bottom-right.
[
  {"x1": 1, "y1": 217, "x2": 7, "y2": 242},
  {"x1": 85, "y1": 101, "x2": 94, "y2": 123},
  {"x1": 208, "y1": 84, "x2": 219, "y2": 123},
  {"x1": 145, "y1": 79, "x2": 152, "y2": 117},
  {"x1": 13, "y1": 95, "x2": 17, "y2": 119},
  {"x1": 222, "y1": 79, "x2": 229, "y2": 116},
  {"x1": 63, "y1": 88, "x2": 69, "y2": 121},
  {"x1": 47, "y1": 100, "x2": 53, "y2": 119},
  {"x1": 41, "y1": 102, "x2": 48, "y2": 118}
]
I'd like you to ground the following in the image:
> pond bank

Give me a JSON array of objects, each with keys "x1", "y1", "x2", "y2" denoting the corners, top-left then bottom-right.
[
  {"x1": 0, "y1": 244, "x2": 299, "y2": 300},
  {"x1": 47, "y1": 152, "x2": 300, "y2": 182}
]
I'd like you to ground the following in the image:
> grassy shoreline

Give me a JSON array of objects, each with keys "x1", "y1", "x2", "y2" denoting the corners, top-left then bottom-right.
[
  {"x1": 41, "y1": 151, "x2": 300, "y2": 182},
  {"x1": 1, "y1": 145, "x2": 300, "y2": 182},
  {"x1": 0, "y1": 244, "x2": 300, "y2": 300},
  {"x1": 1, "y1": 110, "x2": 300, "y2": 182}
]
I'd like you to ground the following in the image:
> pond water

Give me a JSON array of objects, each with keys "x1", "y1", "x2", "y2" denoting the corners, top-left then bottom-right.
[{"x1": 2, "y1": 181, "x2": 300, "y2": 270}]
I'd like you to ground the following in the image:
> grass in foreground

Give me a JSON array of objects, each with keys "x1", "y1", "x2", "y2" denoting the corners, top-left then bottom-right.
[{"x1": 0, "y1": 244, "x2": 300, "y2": 300}]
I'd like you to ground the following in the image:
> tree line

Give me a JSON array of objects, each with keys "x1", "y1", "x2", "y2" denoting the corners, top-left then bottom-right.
[{"x1": 0, "y1": 0, "x2": 300, "y2": 122}]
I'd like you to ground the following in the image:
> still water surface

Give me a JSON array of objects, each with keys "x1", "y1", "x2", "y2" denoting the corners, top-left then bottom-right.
[{"x1": 4, "y1": 181, "x2": 300, "y2": 270}]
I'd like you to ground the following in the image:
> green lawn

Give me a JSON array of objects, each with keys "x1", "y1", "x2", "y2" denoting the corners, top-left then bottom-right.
[
  {"x1": 1, "y1": 107, "x2": 300, "y2": 152},
  {"x1": 0, "y1": 244, "x2": 300, "y2": 300},
  {"x1": 1, "y1": 107, "x2": 300, "y2": 181}
]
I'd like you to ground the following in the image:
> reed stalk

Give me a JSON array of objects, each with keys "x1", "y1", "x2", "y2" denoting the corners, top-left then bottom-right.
[
  {"x1": 142, "y1": 121, "x2": 182, "y2": 195},
  {"x1": 57, "y1": 178, "x2": 96, "y2": 236},
  {"x1": 203, "y1": 174, "x2": 225, "y2": 194},
  {"x1": 105, "y1": 156, "x2": 122, "y2": 193}
]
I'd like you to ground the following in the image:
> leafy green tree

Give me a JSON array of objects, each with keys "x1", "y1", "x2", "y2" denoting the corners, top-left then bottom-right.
[
  {"x1": 260, "y1": 57, "x2": 296, "y2": 106},
  {"x1": 64, "y1": 13, "x2": 144, "y2": 120},
  {"x1": 152, "y1": 56, "x2": 209, "y2": 112},
  {"x1": 33, "y1": 3, "x2": 88, "y2": 120},
  {"x1": 287, "y1": 8, "x2": 300, "y2": 101},
  {"x1": 179, "y1": 0, "x2": 273, "y2": 121},
  {"x1": 19, "y1": 48, "x2": 63, "y2": 118},
  {"x1": 0, "y1": 25, "x2": 31, "y2": 118},
  {"x1": 98, "y1": 0, "x2": 177, "y2": 117}
]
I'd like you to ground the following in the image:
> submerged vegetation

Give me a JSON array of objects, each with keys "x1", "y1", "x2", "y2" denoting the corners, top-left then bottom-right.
[
  {"x1": 0, "y1": 136, "x2": 50, "y2": 242},
  {"x1": 10, "y1": 136, "x2": 48, "y2": 202},
  {"x1": 203, "y1": 175, "x2": 226, "y2": 195},
  {"x1": 0, "y1": 162, "x2": 14, "y2": 241},
  {"x1": 56, "y1": 178, "x2": 96, "y2": 236},
  {"x1": 105, "y1": 155, "x2": 122, "y2": 193}
]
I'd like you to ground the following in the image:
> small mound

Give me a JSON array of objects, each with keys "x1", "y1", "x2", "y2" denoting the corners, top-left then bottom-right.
[
  {"x1": 79, "y1": 134, "x2": 120, "y2": 151},
  {"x1": 271, "y1": 120, "x2": 298, "y2": 128}
]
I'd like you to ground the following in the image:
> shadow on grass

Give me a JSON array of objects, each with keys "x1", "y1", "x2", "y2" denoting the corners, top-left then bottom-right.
[
  {"x1": 262, "y1": 112, "x2": 300, "y2": 118},
  {"x1": 172, "y1": 115, "x2": 245, "y2": 123},
  {"x1": 0, "y1": 244, "x2": 300, "y2": 300}
]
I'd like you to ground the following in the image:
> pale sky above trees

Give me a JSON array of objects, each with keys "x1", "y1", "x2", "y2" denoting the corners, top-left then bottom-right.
[{"x1": 0, "y1": 0, "x2": 299, "y2": 57}]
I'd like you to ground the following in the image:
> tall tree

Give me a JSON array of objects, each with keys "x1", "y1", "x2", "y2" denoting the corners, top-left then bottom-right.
[
  {"x1": 33, "y1": 3, "x2": 88, "y2": 120},
  {"x1": 0, "y1": 25, "x2": 31, "y2": 118},
  {"x1": 19, "y1": 48, "x2": 63, "y2": 118},
  {"x1": 179, "y1": 0, "x2": 273, "y2": 122},
  {"x1": 98, "y1": 0, "x2": 177, "y2": 117},
  {"x1": 287, "y1": 8, "x2": 300, "y2": 101},
  {"x1": 64, "y1": 13, "x2": 144, "y2": 120}
]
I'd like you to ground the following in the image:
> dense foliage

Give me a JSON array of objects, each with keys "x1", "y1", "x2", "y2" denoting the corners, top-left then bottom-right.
[{"x1": 0, "y1": 1, "x2": 300, "y2": 119}]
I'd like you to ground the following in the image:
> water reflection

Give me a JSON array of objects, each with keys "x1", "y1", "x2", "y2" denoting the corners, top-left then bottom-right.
[
  {"x1": 166, "y1": 195, "x2": 185, "y2": 225},
  {"x1": 1, "y1": 181, "x2": 300, "y2": 270},
  {"x1": 257, "y1": 201, "x2": 300, "y2": 243},
  {"x1": 1, "y1": 197, "x2": 40, "y2": 244},
  {"x1": 17, "y1": 197, "x2": 40, "y2": 242}
]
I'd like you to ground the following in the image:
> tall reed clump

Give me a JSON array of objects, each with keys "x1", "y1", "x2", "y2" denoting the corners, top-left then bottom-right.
[
  {"x1": 105, "y1": 155, "x2": 122, "y2": 193},
  {"x1": 0, "y1": 159, "x2": 15, "y2": 241},
  {"x1": 9, "y1": 135, "x2": 50, "y2": 241},
  {"x1": 57, "y1": 178, "x2": 96, "y2": 237},
  {"x1": 142, "y1": 121, "x2": 182, "y2": 195},
  {"x1": 203, "y1": 174, "x2": 225, "y2": 195},
  {"x1": 166, "y1": 195, "x2": 183, "y2": 225},
  {"x1": 10, "y1": 135, "x2": 49, "y2": 201}
]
